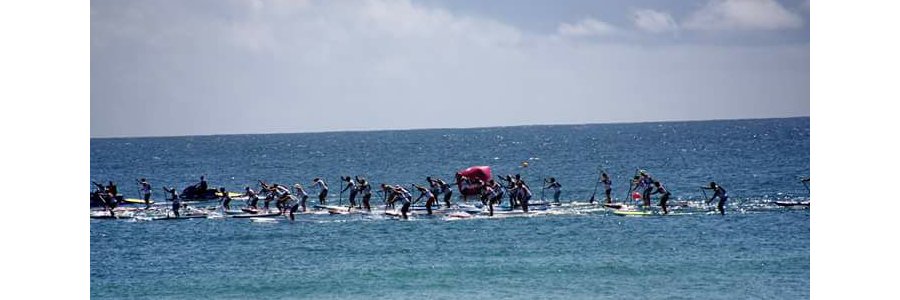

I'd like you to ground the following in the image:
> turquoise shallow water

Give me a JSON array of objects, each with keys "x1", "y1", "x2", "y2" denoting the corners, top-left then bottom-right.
[{"x1": 91, "y1": 117, "x2": 809, "y2": 299}]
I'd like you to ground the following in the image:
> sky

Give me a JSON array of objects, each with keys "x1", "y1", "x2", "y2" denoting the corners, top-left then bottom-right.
[{"x1": 91, "y1": 0, "x2": 810, "y2": 138}]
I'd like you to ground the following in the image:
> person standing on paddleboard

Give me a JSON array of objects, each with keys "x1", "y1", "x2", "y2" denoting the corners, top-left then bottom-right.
[
  {"x1": 137, "y1": 178, "x2": 152, "y2": 209},
  {"x1": 412, "y1": 184, "x2": 437, "y2": 215},
  {"x1": 638, "y1": 171, "x2": 654, "y2": 208},
  {"x1": 388, "y1": 185, "x2": 412, "y2": 219},
  {"x1": 426, "y1": 177, "x2": 442, "y2": 208},
  {"x1": 515, "y1": 180, "x2": 533, "y2": 213},
  {"x1": 239, "y1": 186, "x2": 260, "y2": 209},
  {"x1": 218, "y1": 187, "x2": 233, "y2": 211},
  {"x1": 601, "y1": 173, "x2": 613, "y2": 204},
  {"x1": 703, "y1": 182, "x2": 729, "y2": 215},
  {"x1": 651, "y1": 181, "x2": 672, "y2": 215},
  {"x1": 437, "y1": 178, "x2": 453, "y2": 208},
  {"x1": 293, "y1": 184, "x2": 309, "y2": 212},
  {"x1": 544, "y1": 177, "x2": 562, "y2": 204},
  {"x1": 380, "y1": 183, "x2": 395, "y2": 209},
  {"x1": 164, "y1": 186, "x2": 181, "y2": 217},
  {"x1": 272, "y1": 184, "x2": 292, "y2": 213},
  {"x1": 310, "y1": 178, "x2": 329, "y2": 205},
  {"x1": 341, "y1": 176, "x2": 359, "y2": 209},
  {"x1": 488, "y1": 180, "x2": 505, "y2": 206},
  {"x1": 358, "y1": 179, "x2": 373, "y2": 211},
  {"x1": 284, "y1": 194, "x2": 301, "y2": 221}
]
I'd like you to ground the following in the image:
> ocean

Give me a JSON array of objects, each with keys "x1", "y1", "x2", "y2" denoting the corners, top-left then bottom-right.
[{"x1": 90, "y1": 117, "x2": 809, "y2": 299}]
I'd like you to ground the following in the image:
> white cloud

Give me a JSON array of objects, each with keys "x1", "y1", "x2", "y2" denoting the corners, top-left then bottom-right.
[
  {"x1": 91, "y1": 0, "x2": 809, "y2": 137},
  {"x1": 683, "y1": 0, "x2": 803, "y2": 30},
  {"x1": 631, "y1": 9, "x2": 679, "y2": 33},
  {"x1": 557, "y1": 18, "x2": 617, "y2": 37}
]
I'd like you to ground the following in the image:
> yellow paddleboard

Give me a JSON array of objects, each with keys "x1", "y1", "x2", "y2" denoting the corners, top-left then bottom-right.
[{"x1": 214, "y1": 191, "x2": 242, "y2": 197}]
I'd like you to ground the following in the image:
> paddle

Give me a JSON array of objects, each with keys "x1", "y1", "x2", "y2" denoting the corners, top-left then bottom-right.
[
  {"x1": 700, "y1": 187, "x2": 713, "y2": 212},
  {"x1": 624, "y1": 169, "x2": 639, "y2": 206},
  {"x1": 338, "y1": 177, "x2": 344, "y2": 207},
  {"x1": 540, "y1": 178, "x2": 546, "y2": 201},
  {"x1": 588, "y1": 167, "x2": 602, "y2": 203}
]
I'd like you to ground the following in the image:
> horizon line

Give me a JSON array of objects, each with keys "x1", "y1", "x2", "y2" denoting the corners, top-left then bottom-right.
[{"x1": 90, "y1": 115, "x2": 809, "y2": 140}]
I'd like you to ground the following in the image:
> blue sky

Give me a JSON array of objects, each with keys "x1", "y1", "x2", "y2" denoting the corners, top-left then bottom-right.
[{"x1": 91, "y1": 0, "x2": 809, "y2": 137}]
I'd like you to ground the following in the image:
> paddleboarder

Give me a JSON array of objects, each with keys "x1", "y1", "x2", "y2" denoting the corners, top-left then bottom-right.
[
  {"x1": 544, "y1": 177, "x2": 562, "y2": 204},
  {"x1": 163, "y1": 186, "x2": 181, "y2": 217},
  {"x1": 601, "y1": 173, "x2": 612, "y2": 204},
  {"x1": 388, "y1": 185, "x2": 413, "y2": 219},
  {"x1": 310, "y1": 178, "x2": 329, "y2": 205},
  {"x1": 239, "y1": 186, "x2": 260, "y2": 209},
  {"x1": 137, "y1": 178, "x2": 152, "y2": 209},
  {"x1": 437, "y1": 178, "x2": 453, "y2": 208},
  {"x1": 651, "y1": 181, "x2": 672, "y2": 215},
  {"x1": 412, "y1": 184, "x2": 437, "y2": 215},
  {"x1": 703, "y1": 182, "x2": 729, "y2": 215},
  {"x1": 358, "y1": 179, "x2": 373, "y2": 211},
  {"x1": 293, "y1": 184, "x2": 309, "y2": 212},
  {"x1": 515, "y1": 181, "x2": 533, "y2": 213},
  {"x1": 341, "y1": 176, "x2": 359, "y2": 209},
  {"x1": 218, "y1": 187, "x2": 233, "y2": 211},
  {"x1": 638, "y1": 171, "x2": 654, "y2": 208}
]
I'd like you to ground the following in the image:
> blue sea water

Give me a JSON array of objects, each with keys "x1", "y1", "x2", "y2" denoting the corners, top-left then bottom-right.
[{"x1": 91, "y1": 117, "x2": 809, "y2": 299}]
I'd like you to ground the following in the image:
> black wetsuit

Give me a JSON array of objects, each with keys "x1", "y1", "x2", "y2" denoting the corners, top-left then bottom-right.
[
  {"x1": 344, "y1": 181, "x2": 358, "y2": 208},
  {"x1": 711, "y1": 186, "x2": 728, "y2": 215},
  {"x1": 360, "y1": 183, "x2": 372, "y2": 211},
  {"x1": 602, "y1": 178, "x2": 612, "y2": 203},
  {"x1": 435, "y1": 181, "x2": 450, "y2": 208},
  {"x1": 652, "y1": 184, "x2": 671, "y2": 214}
]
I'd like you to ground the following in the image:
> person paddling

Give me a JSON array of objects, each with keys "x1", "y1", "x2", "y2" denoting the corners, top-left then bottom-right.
[
  {"x1": 388, "y1": 185, "x2": 413, "y2": 219},
  {"x1": 284, "y1": 194, "x2": 301, "y2": 221},
  {"x1": 92, "y1": 189, "x2": 116, "y2": 217},
  {"x1": 426, "y1": 177, "x2": 442, "y2": 208},
  {"x1": 239, "y1": 186, "x2": 260, "y2": 209},
  {"x1": 651, "y1": 181, "x2": 672, "y2": 215},
  {"x1": 272, "y1": 184, "x2": 292, "y2": 213},
  {"x1": 515, "y1": 181, "x2": 533, "y2": 213},
  {"x1": 218, "y1": 187, "x2": 233, "y2": 211},
  {"x1": 544, "y1": 177, "x2": 562, "y2": 204},
  {"x1": 488, "y1": 179, "x2": 505, "y2": 206},
  {"x1": 163, "y1": 186, "x2": 181, "y2": 217},
  {"x1": 437, "y1": 178, "x2": 453, "y2": 208},
  {"x1": 412, "y1": 184, "x2": 437, "y2": 215},
  {"x1": 341, "y1": 176, "x2": 359, "y2": 209},
  {"x1": 601, "y1": 173, "x2": 612, "y2": 204},
  {"x1": 381, "y1": 183, "x2": 395, "y2": 209},
  {"x1": 638, "y1": 171, "x2": 654, "y2": 208},
  {"x1": 481, "y1": 182, "x2": 501, "y2": 216},
  {"x1": 310, "y1": 178, "x2": 329, "y2": 205},
  {"x1": 703, "y1": 182, "x2": 729, "y2": 215},
  {"x1": 137, "y1": 178, "x2": 152, "y2": 209},
  {"x1": 358, "y1": 179, "x2": 373, "y2": 211},
  {"x1": 293, "y1": 184, "x2": 309, "y2": 212}
]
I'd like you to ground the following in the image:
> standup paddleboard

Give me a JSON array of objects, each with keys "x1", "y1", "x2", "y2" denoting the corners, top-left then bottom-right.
[
  {"x1": 613, "y1": 210, "x2": 690, "y2": 217},
  {"x1": 152, "y1": 214, "x2": 208, "y2": 220},
  {"x1": 122, "y1": 198, "x2": 154, "y2": 205},
  {"x1": 774, "y1": 201, "x2": 810, "y2": 207},
  {"x1": 232, "y1": 212, "x2": 281, "y2": 218}
]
